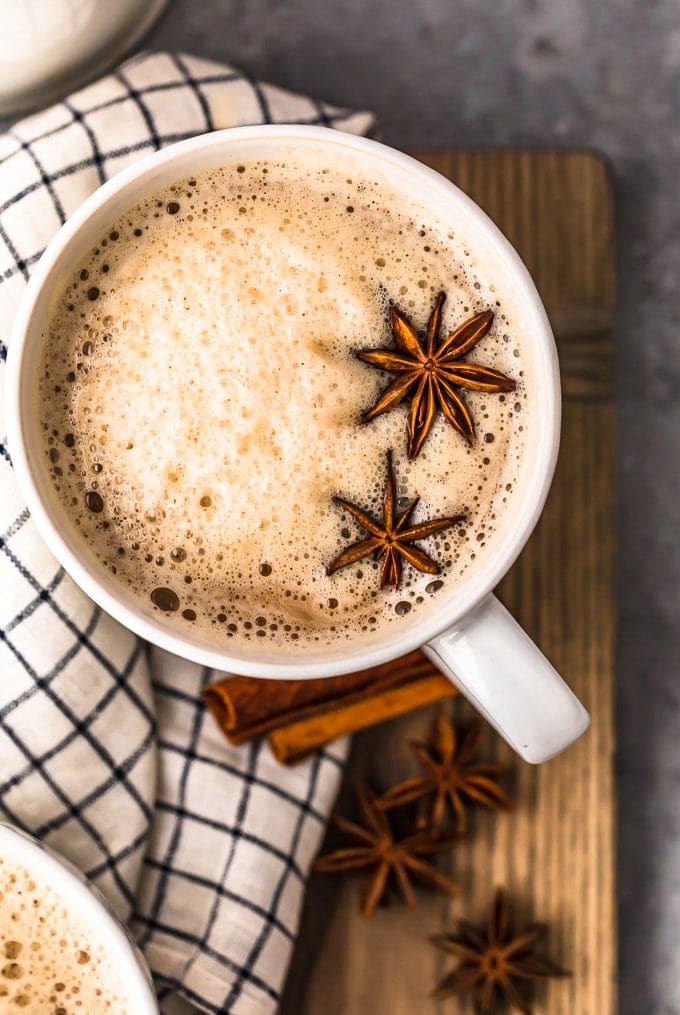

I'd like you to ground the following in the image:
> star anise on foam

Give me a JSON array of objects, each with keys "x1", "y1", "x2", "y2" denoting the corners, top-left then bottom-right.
[
  {"x1": 326, "y1": 450, "x2": 464, "y2": 590},
  {"x1": 378, "y1": 711, "x2": 512, "y2": 834},
  {"x1": 358, "y1": 292, "x2": 516, "y2": 458},
  {"x1": 430, "y1": 888, "x2": 570, "y2": 1013},
  {"x1": 314, "y1": 782, "x2": 461, "y2": 919}
]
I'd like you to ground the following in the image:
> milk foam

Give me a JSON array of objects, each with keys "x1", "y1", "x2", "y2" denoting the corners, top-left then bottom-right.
[
  {"x1": 0, "y1": 856, "x2": 130, "y2": 1012},
  {"x1": 38, "y1": 152, "x2": 531, "y2": 651}
]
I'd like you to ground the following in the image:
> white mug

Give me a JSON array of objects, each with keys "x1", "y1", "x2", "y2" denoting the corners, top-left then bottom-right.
[
  {"x1": 0, "y1": 822, "x2": 158, "y2": 1012},
  {"x1": 5, "y1": 125, "x2": 589, "y2": 763}
]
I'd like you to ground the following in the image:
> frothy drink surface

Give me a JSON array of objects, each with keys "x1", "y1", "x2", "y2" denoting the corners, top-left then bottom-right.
[
  {"x1": 0, "y1": 855, "x2": 130, "y2": 1012},
  {"x1": 39, "y1": 151, "x2": 532, "y2": 650}
]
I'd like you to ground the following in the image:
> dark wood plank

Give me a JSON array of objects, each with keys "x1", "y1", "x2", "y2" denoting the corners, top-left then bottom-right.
[{"x1": 281, "y1": 150, "x2": 616, "y2": 1015}]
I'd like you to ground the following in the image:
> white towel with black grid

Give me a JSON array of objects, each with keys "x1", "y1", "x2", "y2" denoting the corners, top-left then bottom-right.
[{"x1": 0, "y1": 50, "x2": 373, "y2": 1014}]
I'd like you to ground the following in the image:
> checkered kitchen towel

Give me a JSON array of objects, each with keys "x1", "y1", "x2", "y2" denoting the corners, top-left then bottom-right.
[{"x1": 0, "y1": 52, "x2": 373, "y2": 1013}]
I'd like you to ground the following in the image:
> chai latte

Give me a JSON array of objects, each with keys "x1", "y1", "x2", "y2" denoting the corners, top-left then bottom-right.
[
  {"x1": 0, "y1": 854, "x2": 130, "y2": 1012},
  {"x1": 38, "y1": 150, "x2": 532, "y2": 650}
]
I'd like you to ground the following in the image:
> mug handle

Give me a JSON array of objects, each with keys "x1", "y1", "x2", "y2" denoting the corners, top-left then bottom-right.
[{"x1": 423, "y1": 594, "x2": 589, "y2": 763}]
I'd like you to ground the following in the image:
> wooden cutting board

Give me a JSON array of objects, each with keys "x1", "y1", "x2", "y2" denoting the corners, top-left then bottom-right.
[{"x1": 281, "y1": 150, "x2": 616, "y2": 1015}]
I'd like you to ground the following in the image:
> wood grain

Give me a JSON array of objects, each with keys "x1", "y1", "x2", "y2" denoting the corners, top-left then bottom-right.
[{"x1": 280, "y1": 151, "x2": 616, "y2": 1015}]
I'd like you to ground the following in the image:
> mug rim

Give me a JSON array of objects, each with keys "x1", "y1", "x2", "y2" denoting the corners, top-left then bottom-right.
[
  {"x1": 0, "y1": 822, "x2": 158, "y2": 1012},
  {"x1": 5, "y1": 125, "x2": 561, "y2": 678}
]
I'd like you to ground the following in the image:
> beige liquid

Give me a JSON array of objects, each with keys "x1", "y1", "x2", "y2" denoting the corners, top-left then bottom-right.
[
  {"x1": 0, "y1": 856, "x2": 130, "y2": 1012},
  {"x1": 38, "y1": 152, "x2": 532, "y2": 651}
]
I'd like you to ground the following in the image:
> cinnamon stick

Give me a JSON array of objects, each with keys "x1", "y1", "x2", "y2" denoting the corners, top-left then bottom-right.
[
  {"x1": 268, "y1": 673, "x2": 456, "y2": 764},
  {"x1": 202, "y1": 649, "x2": 436, "y2": 745},
  {"x1": 203, "y1": 648, "x2": 459, "y2": 764}
]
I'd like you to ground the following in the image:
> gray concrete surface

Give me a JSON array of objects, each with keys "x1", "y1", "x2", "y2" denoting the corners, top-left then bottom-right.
[
  {"x1": 6, "y1": 1, "x2": 678, "y2": 1010},
  {"x1": 149, "y1": 5, "x2": 678, "y2": 1012}
]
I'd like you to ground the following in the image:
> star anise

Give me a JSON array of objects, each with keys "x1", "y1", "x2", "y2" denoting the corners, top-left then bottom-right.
[
  {"x1": 326, "y1": 450, "x2": 464, "y2": 590},
  {"x1": 378, "y1": 711, "x2": 511, "y2": 834},
  {"x1": 357, "y1": 292, "x2": 516, "y2": 457},
  {"x1": 314, "y1": 782, "x2": 461, "y2": 918},
  {"x1": 430, "y1": 888, "x2": 570, "y2": 1013}
]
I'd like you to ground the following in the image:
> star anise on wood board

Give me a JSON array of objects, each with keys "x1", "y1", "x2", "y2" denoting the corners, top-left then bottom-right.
[
  {"x1": 430, "y1": 888, "x2": 570, "y2": 1013},
  {"x1": 326, "y1": 450, "x2": 464, "y2": 590},
  {"x1": 357, "y1": 292, "x2": 516, "y2": 457},
  {"x1": 378, "y1": 711, "x2": 511, "y2": 834},
  {"x1": 314, "y1": 782, "x2": 460, "y2": 918}
]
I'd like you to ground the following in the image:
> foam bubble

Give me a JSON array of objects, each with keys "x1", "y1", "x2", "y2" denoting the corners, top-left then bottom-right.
[{"x1": 38, "y1": 153, "x2": 531, "y2": 651}]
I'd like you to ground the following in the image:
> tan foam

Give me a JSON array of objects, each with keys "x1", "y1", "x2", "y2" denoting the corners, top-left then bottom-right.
[
  {"x1": 0, "y1": 856, "x2": 130, "y2": 1012},
  {"x1": 38, "y1": 153, "x2": 531, "y2": 650}
]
